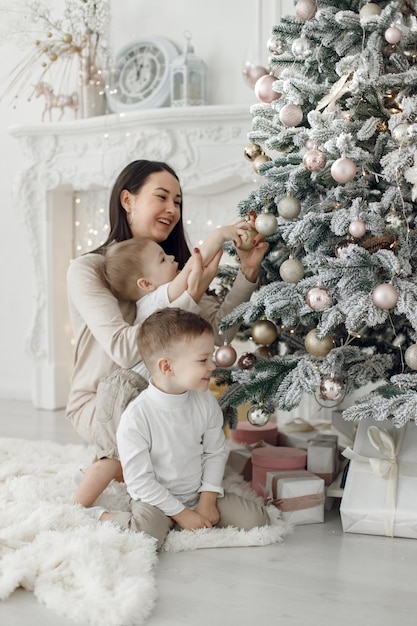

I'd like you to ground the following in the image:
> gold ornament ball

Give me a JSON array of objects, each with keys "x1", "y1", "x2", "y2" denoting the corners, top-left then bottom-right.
[
  {"x1": 49, "y1": 53, "x2": 58, "y2": 62},
  {"x1": 305, "y1": 328, "x2": 334, "y2": 357},
  {"x1": 405, "y1": 344, "x2": 417, "y2": 370},
  {"x1": 239, "y1": 228, "x2": 258, "y2": 250},
  {"x1": 251, "y1": 320, "x2": 278, "y2": 345},
  {"x1": 244, "y1": 143, "x2": 263, "y2": 162},
  {"x1": 320, "y1": 375, "x2": 346, "y2": 402},
  {"x1": 62, "y1": 33, "x2": 73, "y2": 44},
  {"x1": 279, "y1": 257, "x2": 305, "y2": 283},
  {"x1": 253, "y1": 154, "x2": 271, "y2": 174}
]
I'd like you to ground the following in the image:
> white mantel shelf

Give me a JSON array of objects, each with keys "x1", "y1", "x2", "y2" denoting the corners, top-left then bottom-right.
[{"x1": 10, "y1": 103, "x2": 257, "y2": 410}]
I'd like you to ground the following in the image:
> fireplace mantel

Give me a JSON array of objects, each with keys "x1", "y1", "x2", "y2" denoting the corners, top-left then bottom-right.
[{"x1": 10, "y1": 104, "x2": 257, "y2": 409}]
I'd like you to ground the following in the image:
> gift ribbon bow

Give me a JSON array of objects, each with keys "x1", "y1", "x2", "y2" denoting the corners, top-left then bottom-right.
[
  {"x1": 342, "y1": 425, "x2": 406, "y2": 537},
  {"x1": 283, "y1": 417, "x2": 332, "y2": 433}
]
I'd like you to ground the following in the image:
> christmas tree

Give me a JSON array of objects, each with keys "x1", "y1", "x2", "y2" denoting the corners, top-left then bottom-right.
[{"x1": 216, "y1": 0, "x2": 417, "y2": 429}]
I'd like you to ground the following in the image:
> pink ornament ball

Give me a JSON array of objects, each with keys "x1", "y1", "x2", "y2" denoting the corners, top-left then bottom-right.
[
  {"x1": 372, "y1": 283, "x2": 399, "y2": 310},
  {"x1": 279, "y1": 103, "x2": 304, "y2": 127},
  {"x1": 303, "y1": 148, "x2": 326, "y2": 172},
  {"x1": 330, "y1": 157, "x2": 357, "y2": 183},
  {"x1": 254, "y1": 74, "x2": 282, "y2": 104},
  {"x1": 385, "y1": 26, "x2": 402, "y2": 45},
  {"x1": 295, "y1": 0, "x2": 317, "y2": 21},
  {"x1": 306, "y1": 286, "x2": 332, "y2": 311},
  {"x1": 348, "y1": 219, "x2": 367, "y2": 239},
  {"x1": 244, "y1": 65, "x2": 268, "y2": 87},
  {"x1": 215, "y1": 345, "x2": 237, "y2": 367}
]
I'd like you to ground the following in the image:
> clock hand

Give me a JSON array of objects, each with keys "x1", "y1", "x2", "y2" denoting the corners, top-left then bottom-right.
[{"x1": 135, "y1": 59, "x2": 144, "y2": 80}]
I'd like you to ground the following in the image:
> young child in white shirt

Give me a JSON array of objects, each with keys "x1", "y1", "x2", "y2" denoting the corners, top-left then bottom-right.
[
  {"x1": 73, "y1": 219, "x2": 253, "y2": 508},
  {"x1": 89, "y1": 307, "x2": 271, "y2": 549}
]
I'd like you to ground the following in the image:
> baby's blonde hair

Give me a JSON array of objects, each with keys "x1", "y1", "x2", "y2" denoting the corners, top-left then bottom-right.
[{"x1": 103, "y1": 238, "x2": 150, "y2": 301}]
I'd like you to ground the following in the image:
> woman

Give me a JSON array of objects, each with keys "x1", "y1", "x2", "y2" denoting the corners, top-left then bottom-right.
[{"x1": 66, "y1": 159, "x2": 268, "y2": 445}]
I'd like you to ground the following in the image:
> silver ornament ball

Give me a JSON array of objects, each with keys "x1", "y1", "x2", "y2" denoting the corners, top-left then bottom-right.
[
  {"x1": 392, "y1": 123, "x2": 412, "y2": 146},
  {"x1": 244, "y1": 142, "x2": 263, "y2": 162},
  {"x1": 247, "y1": 404, "x2": 272, "y2": 426},
  {"x1": 291, "y1": 36, "x2": 313, "y2": 59},
  {"x1": 320, "y1": 376, "x2": 346, "y2": 402}
]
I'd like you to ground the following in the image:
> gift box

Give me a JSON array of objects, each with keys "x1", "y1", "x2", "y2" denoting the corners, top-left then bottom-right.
[
  {"x1": 307, "y1": 435, "x2": 339, "y2": 486},
  {"x1": 226, "y1": 441, "x2": 270, "y2": 482},
  {"x1": 340, "y1": 418, "x2": 417, "y2": 539},
  {"x1": 265, "y1": 470, "x2": 325, "y2": 525},
  {"x1": 230, "y1": 422, "x2": 278, "y2": 446},
  {"x1": 251, "y1": 446, "x2": 307, "y2": 496}
]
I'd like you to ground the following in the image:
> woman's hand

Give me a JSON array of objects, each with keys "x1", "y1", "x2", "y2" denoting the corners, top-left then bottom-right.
[
  {"x1": 236, "y1": 211, "x2": 269, "y2": 282},
  {"x1": 186, "y1": 247, "x2": 222, "y2": 303}
]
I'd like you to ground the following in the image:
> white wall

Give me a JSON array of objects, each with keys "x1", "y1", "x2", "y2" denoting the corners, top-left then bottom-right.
[{"x1": 0, "y1": 0, "x2": 294, "y2": 404}]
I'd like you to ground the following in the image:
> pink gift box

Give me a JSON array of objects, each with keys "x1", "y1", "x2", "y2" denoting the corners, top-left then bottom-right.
[
  {"x1": 251, "y1": 446, "x2": 307, "y2": 496},
  {"x1": 230, "y1": 422, "x2": 278, "y2": 446}
]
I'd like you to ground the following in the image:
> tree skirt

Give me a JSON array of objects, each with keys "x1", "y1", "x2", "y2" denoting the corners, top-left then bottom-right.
[{"x1": 0, "y1": 437, "x2": 290, "y2": 626}]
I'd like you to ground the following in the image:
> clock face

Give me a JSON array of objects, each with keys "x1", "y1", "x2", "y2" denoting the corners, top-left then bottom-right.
[{"x1": 106, "y1": 37, "x2": 179, "y2": 112}]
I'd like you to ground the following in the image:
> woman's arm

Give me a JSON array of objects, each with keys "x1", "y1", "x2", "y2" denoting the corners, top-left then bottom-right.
[{"x1": 67, "y1": 254, "x2": 142, "y2": 368}]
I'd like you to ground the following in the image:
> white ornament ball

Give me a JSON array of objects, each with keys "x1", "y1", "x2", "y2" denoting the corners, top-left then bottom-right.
[
  {"x1": 392, "y1": 123, "x2": 412, "y2": 146},
  {"x1": 295, "y1": 0, "x2": 317, "y2": 21},
  {"x1": 279, "y1": 258, "x2": 305, "y2": 283},
  {"x1": 372, "y1": 283, "x2": 399, "y2": 310},
  {"x1": 306, "y1": 286, "x2": 332, "y2": 311},
  {"x1": 247, "y1": 404, "x2": 271, "y2": 426},
  {"x1": 279, "y1": 103, "x2": 304, "y2": 127},
  {"x1": 405, "y1": 344, "x2": 417, "y2": 370},
  {"x1": 349, "y1": 219, "x2": 367, "y2": 239},
  {"x1": 303, "y1": 148, "x2": 327, "y2": 172},
  {"x1": 304, "y1": 328, "x2": 334, "y2": 357},
  {"x1": 331, "y1": 157, "x2": 357, "y2": 183},
  {"x1": 291, "y1": 36, "x2": 313, "y2": 59},
  {"x1": 320, "y1": 376, "x2": 346, "y2": 402},
  {"x1": 254, "y1": 74, "x2": 282, "y2": 103},
  {"x1": 277, "y1": 195, "x2": 301, "y2": 220},
  {"x1": 385, "y1": 26, "x2": 402, "y2": 45},
  {"x1": 254, "y1": 212, "x2": 278, "y2": 236},
  {"x1": 359, "y1": 3, "x2": 381, "y2": 20},
  {"x1": 215, "y1": 345, "x2": 237, "y2": 367}
]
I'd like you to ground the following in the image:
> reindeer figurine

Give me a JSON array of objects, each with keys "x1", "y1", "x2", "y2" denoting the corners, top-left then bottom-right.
[{"x1": 34, "y1": 82, "x2": 79, "y2": 122}]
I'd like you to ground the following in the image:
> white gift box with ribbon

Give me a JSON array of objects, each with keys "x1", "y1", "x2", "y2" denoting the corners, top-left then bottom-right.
[
  {"x1": 265, "y1": 470, "x2": 325, "y2": 525},
  {"x1": 340, "y1": 418, "x2": 417, "y2": 539}
]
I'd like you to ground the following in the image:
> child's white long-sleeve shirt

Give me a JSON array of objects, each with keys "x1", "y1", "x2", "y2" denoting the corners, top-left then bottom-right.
[{"x1": 116, "y1": 381, "x2": 228, "y2": 516}]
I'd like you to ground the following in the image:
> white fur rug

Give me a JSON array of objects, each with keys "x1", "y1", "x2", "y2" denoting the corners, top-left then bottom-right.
[{"x1": 0, "y1": 437, "x2": 290, "y2": 626}]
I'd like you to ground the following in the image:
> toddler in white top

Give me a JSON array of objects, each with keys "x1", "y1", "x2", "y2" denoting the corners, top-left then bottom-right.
[{"x1": 91, "y1": 308, "x2": 271, "y2": 549}]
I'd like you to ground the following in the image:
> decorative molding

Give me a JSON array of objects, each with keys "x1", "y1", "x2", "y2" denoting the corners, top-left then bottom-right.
[{"x1": 9, "y1": 104, "x2": 257, "y2": 409}]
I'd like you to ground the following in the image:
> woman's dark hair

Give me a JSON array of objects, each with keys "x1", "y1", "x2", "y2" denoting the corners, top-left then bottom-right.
[{"x1": 93, "y1": 160, "x2": 191, "y2": 268}]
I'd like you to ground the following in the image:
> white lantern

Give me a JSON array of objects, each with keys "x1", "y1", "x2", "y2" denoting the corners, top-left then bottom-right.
[{"x1": 170, "y1": 31, "x2": 207, "y2": 107}]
